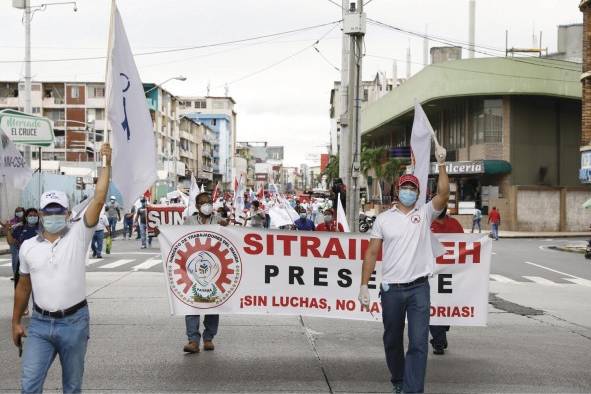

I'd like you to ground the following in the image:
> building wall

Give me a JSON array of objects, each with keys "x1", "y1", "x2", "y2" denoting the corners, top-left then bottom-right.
[
  {"x1": 516, "y1": 189, "x2": 561, "y2": 231},
  {"x1": 510, "y1": 96, "x2": 581, "y2": 187},
  {"x1": 565, "y1": 189, "x2": 591, "y2": 231}
]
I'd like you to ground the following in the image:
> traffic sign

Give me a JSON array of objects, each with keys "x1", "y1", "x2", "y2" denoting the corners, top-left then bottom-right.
[{"x1": 0, "y1": 109, "x2": 54, "y2": 147}]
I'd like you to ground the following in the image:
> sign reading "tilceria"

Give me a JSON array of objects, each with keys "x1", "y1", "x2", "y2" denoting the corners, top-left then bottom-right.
[
  {"x1": 0, "y1": 109, "x2": 54, "y2": 147},
  {"x1": 430, "y1": 160, "x2": 484, "y2": 175}
]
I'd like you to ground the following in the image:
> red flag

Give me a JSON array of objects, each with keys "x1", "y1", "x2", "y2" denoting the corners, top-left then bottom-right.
[
  {"x1": 212, "y1": 181, "x2": 220, "y2": 202},
  {"x1": 256, "y1": 183, "x2": 264, "y2": 199}
]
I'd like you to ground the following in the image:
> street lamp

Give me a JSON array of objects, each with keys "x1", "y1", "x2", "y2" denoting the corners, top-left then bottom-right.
[{"x1": 144, "y1": 76, "x2": 187, "y2": 95}]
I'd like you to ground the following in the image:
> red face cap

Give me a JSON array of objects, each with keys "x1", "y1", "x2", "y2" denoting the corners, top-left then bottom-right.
[{"x1": 398, "y1": 174, "x2": 420, "y2": 190}]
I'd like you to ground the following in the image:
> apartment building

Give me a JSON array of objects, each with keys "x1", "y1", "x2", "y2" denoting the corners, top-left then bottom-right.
[{"x1": 178, "y1": 96, "x2": 237, "y2": 188}]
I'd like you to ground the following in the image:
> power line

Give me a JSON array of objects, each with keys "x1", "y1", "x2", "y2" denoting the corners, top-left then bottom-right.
[
  {"x1": 365, "y1": 53, "x2": 578, "y2": 83},
  {"x1": 0, "y1": 20, "x2": 342, "y2": 64},
  {"x1": 367, "y1": 18, "x2": 580, "y2": 72},
  {"x1": 314, "y1": 46, "x2": 340, "y2": 71}
]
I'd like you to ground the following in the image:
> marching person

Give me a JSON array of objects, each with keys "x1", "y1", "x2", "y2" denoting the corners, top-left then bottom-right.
[
  {"x1": 134, "y1": 197, "x2": 149, "y2": 249},
  {"x1": 429, "y1": 209, "x2": 464, "y2": 355},
  {"x1": 6, "y1": 207, "x2": 25, "y2": 281},
  {"x1": 488, "y1": 206, "x2": 501, "y2": 241},
  {"x1": 471, "y1": 207, "x2": 482, "y2": 233},
  {"x1": 123, "y1": 206, "x2": 135, "y2": 240},
  {"x1": 91, "y1": 208, "x2": 111, "y2": 259},
  {"x1": 245, "y1": 200, "x2": 266, "y2": 228},
  {"x1": 294, "y1": 208, "x2": 315, "y2": 231},
  {"x1": 12, "y1": 144, "x2": 112, "y2": 394},
  {"x1": 359, "y1": 144, "x2": 448, "y2": 394},
  {"x1": 315, "y1": 209, "x2": 344, "y2": 232},
  {"x1": 182, "y1": 192, "x2": 228, "y2": 353},
  {"x1": 106, "y1": 196, "x2": 121, "y2": 237}
]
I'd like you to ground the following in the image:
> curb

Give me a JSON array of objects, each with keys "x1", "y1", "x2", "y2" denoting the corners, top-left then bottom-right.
[{"x1": 547, "y1": 246, "x2": 585, "y2": 254}]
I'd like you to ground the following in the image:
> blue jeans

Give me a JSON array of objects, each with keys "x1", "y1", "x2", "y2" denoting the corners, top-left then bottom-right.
[
  {"x1": 139, "y1": 223, "x2": 147, "y2": 247},
  {"x1": 471, "y1": 218, "x2": 481, "y2": 233},
  {"x1": 21, "y1": 305, "x2": 89, "y2": 394},
  {"x1": 185, "y1": 315, "x2": 219, "y2": 342},
  {"x1": 381, "y1": 280, "x2": 430, "y2": 393},
  {"x1": 91, "y1": 230, "x2": 104, "y2": 257},
  {"x1": 10, "y1": 244, "x2": 19, "y2": 274},
  {"x1": 491, "y1": 223, "x2": 499, "y2": 240},
  {"x1": 123, "y1": 219, "x2": 133, "y2": 238},
  {"x1": 108, "y1": 217, "x2": 117, "y2": 236}
]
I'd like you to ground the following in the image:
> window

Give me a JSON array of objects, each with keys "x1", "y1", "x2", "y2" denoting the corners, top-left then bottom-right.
[
  {"x1": 32, "y1": 107, "x2": 40, "y2": 114},
  {"x1": 90, "y1": 87, "x2": 104, "y2": 98},
  {"x1": 212, "y1": 119, "x2": 217, "y2": 126},
  {"x1": 194, "y1": 99, "x2": 206, "y2": 109},
  {"x1": 71, "y1": 86, "x2": 80, "y2": 99},
  {"x1": 363, "y1": 89, "x2": 369, "y2": 101},
  {"x1": 471, "y1": 98, "x2": 503, "y2": 144}
]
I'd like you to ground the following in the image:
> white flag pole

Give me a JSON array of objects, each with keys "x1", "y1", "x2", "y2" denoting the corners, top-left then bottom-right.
[{"x1": 103, "y1": 0, "x2": 116, "y2": 167}]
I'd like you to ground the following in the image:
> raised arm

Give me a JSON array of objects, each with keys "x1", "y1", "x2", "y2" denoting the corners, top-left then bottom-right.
[
  {"x1": 431, "y1": 145, "x2": 449, "y2": 212},
  {"x1": 85, "y1": 144, "x2": 111, "y2": 227}
]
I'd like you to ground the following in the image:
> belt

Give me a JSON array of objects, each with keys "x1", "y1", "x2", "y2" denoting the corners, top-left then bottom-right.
[
  {"x1": 34, "y1": 299, "x2": 87, "y2": 319},
  {"x1": 388, "y1": 276, "x2": 429, "y2": 288}
]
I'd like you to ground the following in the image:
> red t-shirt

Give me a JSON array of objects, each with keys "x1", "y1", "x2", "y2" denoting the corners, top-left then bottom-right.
[
  {"x1": 431, "y1": 216, "x2": 464, "y2": 233},
  {"x1": 488, "y1": 210, "x2": 501, "y2": 224},
  {"x1": 315, "y1": 221, "x2": 345, "y2": 232}
]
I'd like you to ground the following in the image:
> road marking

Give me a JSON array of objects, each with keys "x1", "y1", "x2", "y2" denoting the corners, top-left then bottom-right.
[
  {"x1": 132, "y1": 259, "x2": 162, "y2": 271},
  {"x1": 489, "y1": 274, "x2": 519, "y2": 283},
  {"x1": 98, "y1": 259, "x2": 134, "y2": 269},
  {"x1": 108, "y1": 252, "x2": 159, "y2": 255},
  {"x1": 86, "y1": 259, "x2": 104, "y2": 266},
  {"x1": 1, "y1": 262, "x2": 12, "y2": 267},
  {"x1": 0, "y1": 258, "x2": 10, "y2": 262},
  {"x1": 522, "y1": 276, "x2": 558, "y2": 285},
  {"x1": 563, "y1": 278, "x2": 591, "y2": 287},
  {"x1": 524, "y1": 261, "x2": 589, "y2": 280}
]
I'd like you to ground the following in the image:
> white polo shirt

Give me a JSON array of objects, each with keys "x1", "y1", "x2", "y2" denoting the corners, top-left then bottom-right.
[
  {"x1": 19, "y1": 217, "x2": 95, "y2": 312},
  {"x1": 370, "y1": 201, "x2": 442, "y2": 284}
]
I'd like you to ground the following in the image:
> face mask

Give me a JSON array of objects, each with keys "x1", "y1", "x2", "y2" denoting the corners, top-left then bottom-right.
[
  {"x1": 43, "y1": 215, "x2": 67, "y2": 234},
  {"x1": 399, "y1": 189, "x2": 418, "y2": 207},
  {"x1": 324, "y1": 215, "x2": 333, "y2": 223},
  {"x1": 299, "y1": 213, "x2": 307, "y2": 219},
  {"x1": 15, "y1": 212, "x2": 24, "y2": 218},
  {"x1": 199, "y1": 203, "x2": 213, "y2": 216},
  {"x1": 27, "y1": 216, "x2": 39, "y2": 225}
]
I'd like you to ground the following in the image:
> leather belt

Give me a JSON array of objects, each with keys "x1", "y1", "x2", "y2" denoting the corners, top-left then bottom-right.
[
  {"x1": 34, "y1": 299, "x2": 87, "y2": 318},
  {"x1": 388, "y1": 276, "x2": 429, "y2": 288}
]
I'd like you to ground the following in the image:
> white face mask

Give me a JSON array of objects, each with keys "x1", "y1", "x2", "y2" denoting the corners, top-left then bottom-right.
[{"x1": 199, "y1": 203, "x2": 213, "y2": 216}]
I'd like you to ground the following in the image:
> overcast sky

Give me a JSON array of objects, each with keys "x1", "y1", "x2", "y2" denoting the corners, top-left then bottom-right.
[{"x1": 0, "y1": 0, "x2": 582, "y2": 166}]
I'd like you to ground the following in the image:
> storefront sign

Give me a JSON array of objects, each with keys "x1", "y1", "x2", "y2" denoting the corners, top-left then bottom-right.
[
  {"x1": 0, "y1": 110, "x2": 54, "y2": 147},
  {"x1": 158, "y1": 226, "x2": 492, "y2": 326},
  {"x1": 430, "y1": 160, "x2": 484, "y2": 175}
]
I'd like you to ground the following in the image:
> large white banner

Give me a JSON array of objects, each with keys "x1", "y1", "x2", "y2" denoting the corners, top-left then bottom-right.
[{"x1": 158, "y1": 226, "x2": 491, "y2": 326}]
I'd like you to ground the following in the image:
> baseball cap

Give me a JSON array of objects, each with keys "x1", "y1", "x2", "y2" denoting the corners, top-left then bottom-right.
[
  {"x1": 398, "y1": 174, "x2": 420, "y2": 189},
  {"x1": 40, "y1": 191, "x2": 69, "y2": 210}
]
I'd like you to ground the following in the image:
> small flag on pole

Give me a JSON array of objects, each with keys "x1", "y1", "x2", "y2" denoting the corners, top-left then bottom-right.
[
  {"x1": 336, "y1": 192, "x2": 350, "y2": 232},
  {"x1": 106, "y1": 1, "x2": 157, "y2": 210}
]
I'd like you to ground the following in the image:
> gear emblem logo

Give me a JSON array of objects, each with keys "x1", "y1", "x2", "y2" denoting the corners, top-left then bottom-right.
[{"x1": 166, "y1": 231, "x2": 242, "y2": 309}]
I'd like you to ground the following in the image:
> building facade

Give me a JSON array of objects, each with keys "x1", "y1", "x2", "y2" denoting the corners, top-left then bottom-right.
[{"x1": 361, "y1": 56, "x2": 588, "y2": 231}]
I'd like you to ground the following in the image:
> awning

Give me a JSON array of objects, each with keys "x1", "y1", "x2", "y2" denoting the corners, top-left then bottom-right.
[{"x1": 483, "y1": 160, "x2": 512, "y2": 175}]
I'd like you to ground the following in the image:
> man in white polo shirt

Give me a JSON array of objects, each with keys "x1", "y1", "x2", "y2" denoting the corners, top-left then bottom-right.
[
  {"x1": 11, "y1": 144, "x2": 112, "y2": 394},
  {"x1": 359, "y1": 146, "x2": 448, "y2": 394}
]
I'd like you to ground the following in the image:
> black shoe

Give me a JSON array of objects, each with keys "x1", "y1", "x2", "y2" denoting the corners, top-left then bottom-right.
[
  {"x1": 443, "y1": 340, "x2": 448, "y2": 349},
  {"x1": 433, "y1": 347, "x2": 445, "y2": 355}
]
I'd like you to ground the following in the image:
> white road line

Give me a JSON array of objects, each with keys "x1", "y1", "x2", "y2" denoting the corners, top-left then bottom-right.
[
  {"x1": 563, "y1": 278, "x2": 591, "y2": 287},
  {"x1": 86, "y1": 259, "x2": 103, "y2": 266},
  {"x1": 490, "y1": 274, "x2": 519, "y2": 283},
  {"x1": 98, "y1": 259, "x2": 134, "y2": 269},
  {"x1": 524, "y1": 261, "x2": 588, "y2": 280},
  {"x1": 131, "y1": 259, "x2": 162, "y2": 271},
  {"x1": 0, "y1": 258, "x2": 10, "y2": 262},
  {"x1": 522, "y1": 276, "x2": 558, "y2": 285},
  {"x1": 1, "y1": 262, "x2": 12, "y2": 267}
]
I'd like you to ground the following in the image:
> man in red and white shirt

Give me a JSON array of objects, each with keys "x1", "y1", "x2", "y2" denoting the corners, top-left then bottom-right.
[
  {"x1": 359, "y1": 145, "x2": 448, "y2": 394},
  {"x1": 315, "y1": 209, "x2": 344, "y2": 232}
]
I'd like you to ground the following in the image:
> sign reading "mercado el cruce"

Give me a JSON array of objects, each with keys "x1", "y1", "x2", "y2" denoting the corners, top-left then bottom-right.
[
  {"x1": 0, "y1": 109, "x2": 54, "y2": 147},
  {"x1": 430, "y1": 160, "x2": 484, "y2": 175}
]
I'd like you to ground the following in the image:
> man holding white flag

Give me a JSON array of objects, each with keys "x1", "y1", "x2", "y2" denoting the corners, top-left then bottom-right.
[
  {"x1": 359, "y1": 103, "x2": 448, "y2": 394},
  {"x1": 106, "y1": 1, "x2": 157, "y2": 210}
]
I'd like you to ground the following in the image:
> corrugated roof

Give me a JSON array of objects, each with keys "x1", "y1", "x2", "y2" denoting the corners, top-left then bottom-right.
[{"x1": 361, "y1": 57, "x2": 581, "y2": 135}]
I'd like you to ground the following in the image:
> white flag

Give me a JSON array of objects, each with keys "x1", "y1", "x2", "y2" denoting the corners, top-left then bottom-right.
[
  {"x1": 106, "y1": 4, "x2": 157, "y2": 210},
  {"x1": 336, "y1": 192, "x2": 350, "y2": 232},
  {"x1": 184, "y1": 176, "x2": 199, "y2": 217},
  {"x1": 410, "y1": 103, "x2": 434, "y2": 206},
  {"x1": 200, "y1": 183, "x2": 205, "y2": 193},
  {"x1": 0, "y1": 131, "x2": 32, "y2": 189}
]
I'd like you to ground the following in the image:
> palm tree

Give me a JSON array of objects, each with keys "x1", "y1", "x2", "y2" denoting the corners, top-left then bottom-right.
[
  {"x1": 383, "y1": 158, "x2": 404, "y2": 198},
  {"x1": 360, "y1": 146, "x2": 388, "y2": 201}
]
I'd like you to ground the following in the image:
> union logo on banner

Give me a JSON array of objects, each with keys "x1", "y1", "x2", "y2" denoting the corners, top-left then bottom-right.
[{"x1": 166, "y1": 231, "x2": 242, "y2": 309}]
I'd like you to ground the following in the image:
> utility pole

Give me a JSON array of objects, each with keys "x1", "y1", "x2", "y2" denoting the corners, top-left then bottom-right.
[
  {"x1": 24, "y1": 0, "x2": 32, "y2": 166},
  {"x1": 344, "y1": 0, "x2": 365, "y2": 232},
  {"x1": 338, "y1": 0, "x2": 350, "y2": 180}
]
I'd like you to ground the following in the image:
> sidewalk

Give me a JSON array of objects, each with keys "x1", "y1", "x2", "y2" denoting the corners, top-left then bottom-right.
[{"x1": 463, "y1": 229, "x2": 591, "y2": 239}]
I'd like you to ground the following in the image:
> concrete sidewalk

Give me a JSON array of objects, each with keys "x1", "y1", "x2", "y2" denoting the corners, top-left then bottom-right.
[
  {"x1": 1, "y1": 272, "x2": 590, "y2": 393},
  {"x1": 463, "y1": 229, "x2": 590, "y2": 239}
]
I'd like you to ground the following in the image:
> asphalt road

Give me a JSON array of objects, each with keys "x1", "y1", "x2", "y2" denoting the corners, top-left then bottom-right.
[{"x1": 0, "y1": 236, "x2": 590, "y2": 393}]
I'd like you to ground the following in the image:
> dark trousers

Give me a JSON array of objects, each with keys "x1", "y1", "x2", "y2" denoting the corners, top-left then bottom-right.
[
  {"x1": 91, "y1": 230, "x2": 104, "y2": 257},
  {"x1": 429, "y1": 325, "x2": 449, "y2": 349},
  {"x1": 185, "y1": 315, "x2": 219, "y2": 342},
  {"x1": 381, "y1": 280, "x2": 430, "y2": 393}
]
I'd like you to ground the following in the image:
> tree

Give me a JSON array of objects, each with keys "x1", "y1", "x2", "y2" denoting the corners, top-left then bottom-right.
[
  {"x1": 321, "y1": 155, "x2": 339, "y2": 186},
  {"x1": 360, "y1": 145, "x2": 388, "y2": 200},
  {"x1": 383, "y1": 158, "x2": 404, "y2": 197}
]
